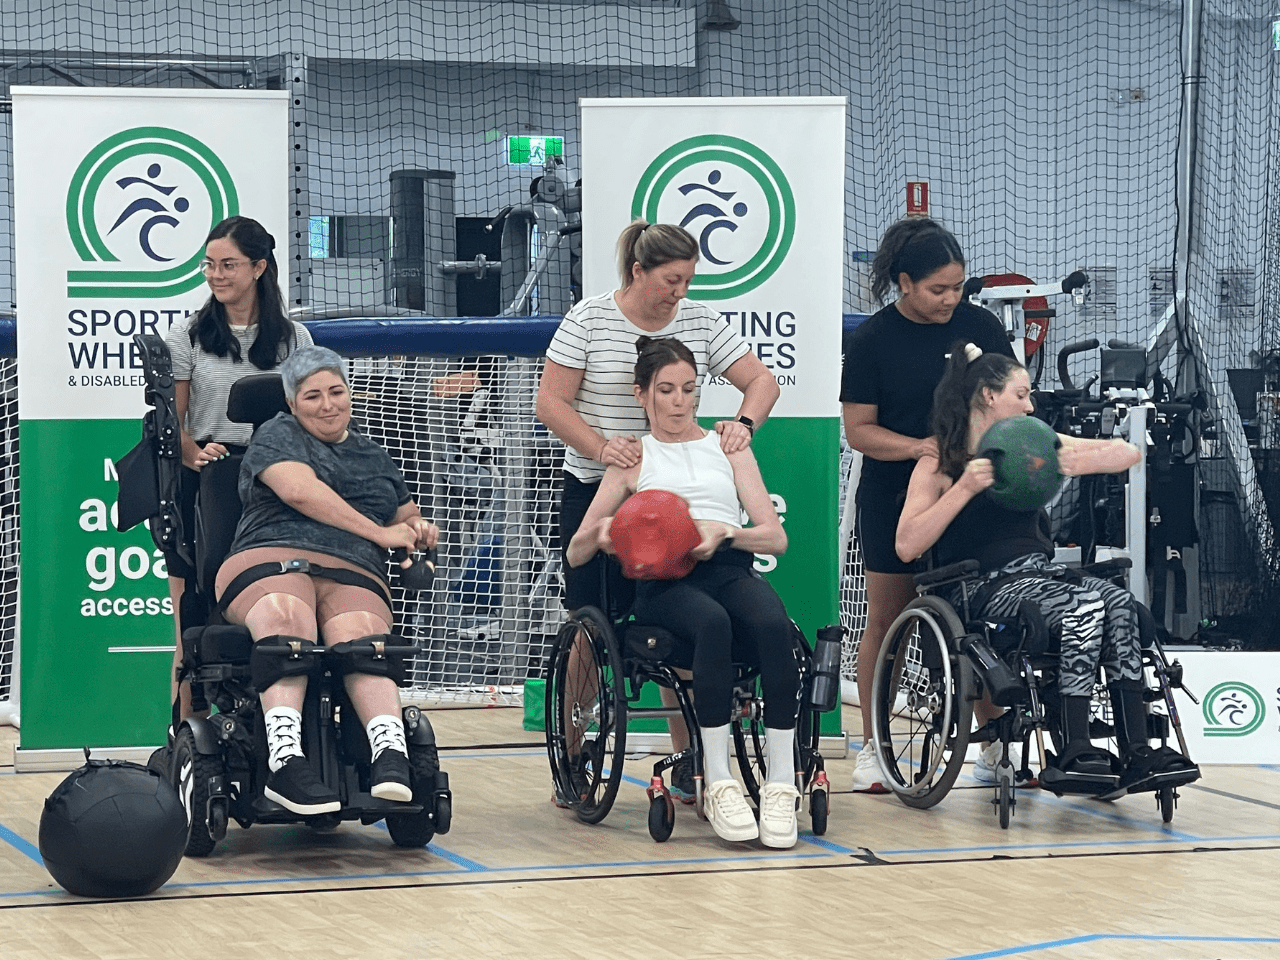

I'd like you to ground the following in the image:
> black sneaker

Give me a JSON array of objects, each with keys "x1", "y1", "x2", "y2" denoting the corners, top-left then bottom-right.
[
  {"x1": 370, "y1": 749, "x2": 413, "y2": 802},
  {"x1": 670, "y1": 756, "x2": 697, "y2": 804},
  {"x1": 264, "y1": 756, "x2": 342, "y2": 815}
]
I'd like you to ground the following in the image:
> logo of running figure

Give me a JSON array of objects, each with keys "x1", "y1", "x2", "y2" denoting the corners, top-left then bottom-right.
[
  {"x1": 632, "y1": 134, "x2": 795, "y2": 300},
  {"x1": 1202, "y1": 681, "x2": 1266, "y2": 737},
  {"x1": 66, "y1": 127, "x2": 239, "y2": 299}
]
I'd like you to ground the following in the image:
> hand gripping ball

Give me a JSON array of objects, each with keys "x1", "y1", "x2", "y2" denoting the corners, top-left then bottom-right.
[
  {"x1": 610, "y1": 489, "x2": 702, "y2": 580},
  {"x1": 977, "y1": 415, "x2": 1064, "y2": 512},
  {"x1": 39, "y1": 755, "x2": 188, "y2": 897}
]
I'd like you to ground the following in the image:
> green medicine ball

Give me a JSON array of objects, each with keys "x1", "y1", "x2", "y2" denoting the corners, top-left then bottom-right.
[{"x1": 977, "y1": 415, "x2": 1063, "y2": 512}]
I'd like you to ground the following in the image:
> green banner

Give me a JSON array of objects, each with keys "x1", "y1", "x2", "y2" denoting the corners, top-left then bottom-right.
[{"x1": 19, "y1": 419, "x2": 173, "y2": 749}]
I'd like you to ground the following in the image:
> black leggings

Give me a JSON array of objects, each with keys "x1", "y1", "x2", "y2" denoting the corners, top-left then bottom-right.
[{"x1": 634, "y1": 552, "x2": 800, "y2": 730}]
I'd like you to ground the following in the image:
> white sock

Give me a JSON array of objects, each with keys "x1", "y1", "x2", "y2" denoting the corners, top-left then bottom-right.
[
  {"x1": 765, "y1": 727, "x2": 797, "y2": 785},
  {"x1": 264, "y1": 706, "x2": 304, "y2": 773},
  {"x1": 700, "y1": 724, "x2": 733, "y2": 784},
  {"x1": 366, "y1": 714, "x2": 408, "y2": 761}
]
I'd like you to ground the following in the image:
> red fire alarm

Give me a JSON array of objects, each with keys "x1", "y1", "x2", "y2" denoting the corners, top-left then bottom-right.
[{"x1": 906, "y1": 181, "x2": 929, "y2": 217}]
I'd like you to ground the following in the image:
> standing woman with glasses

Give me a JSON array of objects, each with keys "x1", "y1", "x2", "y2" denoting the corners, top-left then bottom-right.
[
  {"x1": 536, "y1": 218, "x2": 779, "y2": 804},
  {"x1": 161, "y1": 216, "x2": 313, "y2": 725}
]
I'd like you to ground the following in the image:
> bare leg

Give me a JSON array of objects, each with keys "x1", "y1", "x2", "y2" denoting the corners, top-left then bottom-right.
[
  {"x1": 856, "y1": 571, "x2": 917, "y2": 746},
  {"x1": 324, "y1": 611, "x2": 400, "y2": 724}
]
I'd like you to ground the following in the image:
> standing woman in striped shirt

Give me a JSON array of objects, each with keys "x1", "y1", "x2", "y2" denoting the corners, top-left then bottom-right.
[
  {"x1": 538, "y1": 219, "x2": 778, "y2": 618},
  {"x1": 162, "y1": 216, "x2": 313, "y2": 721},
  {"x1": 536, "y1": 220, "x2": 779, "y2": 801}
]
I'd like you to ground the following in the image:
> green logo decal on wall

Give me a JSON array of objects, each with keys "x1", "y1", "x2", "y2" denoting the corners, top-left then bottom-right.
[
  {"x1": 631, "y1": 134, "x2": 795, "y2": 301},
  {"x1": 65, "y1": 126, "x2": 238, "y2": 299},
  {"x1": 1202, "y1": 681, "x2": 1266, "y2": 737}
]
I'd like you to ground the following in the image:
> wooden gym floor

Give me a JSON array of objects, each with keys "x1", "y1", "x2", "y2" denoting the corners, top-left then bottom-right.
[{"x1": 2, "y1": 711, "x2": 1279, "y2": 960}]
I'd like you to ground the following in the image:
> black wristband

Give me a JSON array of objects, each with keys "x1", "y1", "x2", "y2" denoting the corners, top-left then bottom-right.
[{"x1": 736, "y1": 415, "x2": 755, "y2": 436}]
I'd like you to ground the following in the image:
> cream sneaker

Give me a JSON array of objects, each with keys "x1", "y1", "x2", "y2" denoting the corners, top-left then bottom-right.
[
  {"x1": 758, "y1": 782, "x2": 800, "y2": 849},
  {"x1": 703, "y1": 779, "x2": 758, "y2": 842}
]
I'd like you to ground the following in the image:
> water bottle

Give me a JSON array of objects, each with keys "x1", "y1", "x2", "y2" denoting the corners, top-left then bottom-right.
[{"x1": 808, "y1": 624, "x2": 843, "y2": 713}]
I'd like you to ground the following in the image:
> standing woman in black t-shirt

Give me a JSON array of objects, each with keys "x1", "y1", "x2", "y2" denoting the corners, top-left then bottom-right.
[{"x1": 839, "y1": 218, "x2": 1014, "y2": 792}]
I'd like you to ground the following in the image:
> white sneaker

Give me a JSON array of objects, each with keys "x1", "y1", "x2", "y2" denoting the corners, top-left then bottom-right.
[
  {"x1": 758, "y1": 782, "x2": 800, "y2": 849},
  {"x1": 851, "y1": 743, "x2": 889, "y2": 793},
  {"x1": 703, "y1": 779, "x2": 759, "y2": 842},
  {"x1": 973, "y1": 741, "x2": 1035, "y2": 786}
]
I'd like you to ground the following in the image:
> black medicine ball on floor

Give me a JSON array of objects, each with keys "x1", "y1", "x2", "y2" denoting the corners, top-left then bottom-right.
[{"x1": 39, "y1": 755, "x2": 188, "y2": 897}]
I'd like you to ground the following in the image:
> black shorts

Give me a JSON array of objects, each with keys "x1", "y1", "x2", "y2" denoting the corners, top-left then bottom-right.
[
  {"x1": 558, "y1": 471, "x2": 635, "y2": 618},
  {"x1": 161, "y1": 466, "x2": 200, "y2": 582},
  {"x1": 854, "y1": 476, "x2": 920, "y2": 576}
]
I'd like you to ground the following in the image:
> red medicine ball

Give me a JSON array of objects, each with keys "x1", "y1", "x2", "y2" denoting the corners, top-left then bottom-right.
[{"x1": 611, "y1": 490, "x2": 702, "y2": 580}]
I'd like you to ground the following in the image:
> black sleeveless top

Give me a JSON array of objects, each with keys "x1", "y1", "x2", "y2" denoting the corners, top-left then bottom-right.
[{"x1": 935, "y1": 490, "x2": 1053, "y2": 572}]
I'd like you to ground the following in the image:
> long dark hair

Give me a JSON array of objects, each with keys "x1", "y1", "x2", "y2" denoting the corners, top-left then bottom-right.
[
  {"x1": 869, "y1": 217, "x2": 966, "y2": 303},
  {"x1": 931, "y1": 341, "x2": 1025, "y2": 480},
  {"x1": 189, "y1": 216, "x2": 295, "y2": 369},
  {"x1": 634, "y1": 335, "x2": 698, "y2": 389}
]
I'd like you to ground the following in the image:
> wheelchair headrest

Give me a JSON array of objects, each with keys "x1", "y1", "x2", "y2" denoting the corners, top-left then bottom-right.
[{"x1": 227, "y1": 374, "x2": 290, "y2": 429}]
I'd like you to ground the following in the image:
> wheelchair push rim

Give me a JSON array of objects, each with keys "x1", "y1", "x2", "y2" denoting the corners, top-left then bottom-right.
[
  {"x1": 545, "y1": 606, "x2": 627, "y2": 825},
  {"x1": 870, "y1": 596, "x2": 974, "y2": 807}
]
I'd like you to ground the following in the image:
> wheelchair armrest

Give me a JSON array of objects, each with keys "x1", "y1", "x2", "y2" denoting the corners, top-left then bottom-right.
[
  {"x1": 914, "y1": 560, "x2": 980, "y2": 589},
  {"x1": 1081, "y1": 557, "x2": 1131, "y2": 581}
]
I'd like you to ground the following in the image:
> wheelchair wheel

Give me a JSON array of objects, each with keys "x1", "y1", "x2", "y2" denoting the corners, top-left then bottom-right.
[
  {"x1": 386, "y1": 741, "x2": 442, "y2": 848},
  {"x1": 546, "y1": 606, "x2": 627, "y2": 825},
  {"x1": 173, "y1": 726, "x2": 225, "y2": 858},
  {"x1": 648, "y1": 793, "x2": 675, "y2": 842},
  {"x1": 870, "y1": 596, "x2": 974, "y2": 809},
  {"x1": 995, "y1": 778, "x2": 1013, "y2": 829},
  {"x1": 1158, "y1": 785, "x2": 1176, "y2": 824},
  {"x1": 809, "y1": 787, "x2": 829, "y2": 836}
]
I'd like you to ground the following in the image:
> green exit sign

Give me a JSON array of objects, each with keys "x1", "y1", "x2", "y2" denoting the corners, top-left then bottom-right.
[{"x1": 507, "y1": 135, "x2": 564, "y2": 165}]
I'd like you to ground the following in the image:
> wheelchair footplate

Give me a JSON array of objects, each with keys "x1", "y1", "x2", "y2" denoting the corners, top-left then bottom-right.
[
  {"x1": 252, "y1": 794, "x2": 425, "y2": 822},
  {"x1": 1093, "y1": 762, "x2": 1201, "y2": 802},
  {"x1": 1039, "y1": 765, "x2": 1121, "y2": 797}
]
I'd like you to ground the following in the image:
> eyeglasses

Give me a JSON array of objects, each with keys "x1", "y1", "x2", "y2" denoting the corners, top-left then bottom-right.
[{"x1": 200, "y1": 258, "x2": 253, "y2": 276}]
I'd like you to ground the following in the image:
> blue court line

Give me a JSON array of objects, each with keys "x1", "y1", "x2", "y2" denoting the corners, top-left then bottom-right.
[
  {"x1": 0, "y1": 822, "x2": 42, "y2": 866},
  {"x1": 0, "y1": 848, "x2": 837, "y2": 901},
  {"x1": 798, "y1": 833, "x2": 858, "y2": 854},
  {"x1": 1032, "y1": 790, "x2": 1201, "y2": 842},
  {"x1": 944, "y1": 933, "x2": 1280, "y2": 960},
  {"x1": 881, "y1": 833, "x2": 1280, "y2": 857},
  {"x1": 370, "y1": 822, "x2": 488, "y2": 873}
]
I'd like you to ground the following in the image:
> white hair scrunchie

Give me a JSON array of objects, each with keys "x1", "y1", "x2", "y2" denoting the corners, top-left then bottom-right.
[{"x1": 963, "y1": 343, "x2": 983, "y2": 363}]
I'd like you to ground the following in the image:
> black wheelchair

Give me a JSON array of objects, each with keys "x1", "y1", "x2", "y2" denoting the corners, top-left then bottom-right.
[
  {"x1": 868, "y1": 558, "x2": 1199, "y2": 829},
  {"x1": 544, "y1": 595, "x2": 834, "y2": 843},
  {"x1": 131, "y1": 335, "x2": 452, "y2": 857}
]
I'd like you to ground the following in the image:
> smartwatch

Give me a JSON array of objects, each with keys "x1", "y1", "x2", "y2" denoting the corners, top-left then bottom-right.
[{"x1": 735, "y1": 415, "x2": 755, "y2": 436}]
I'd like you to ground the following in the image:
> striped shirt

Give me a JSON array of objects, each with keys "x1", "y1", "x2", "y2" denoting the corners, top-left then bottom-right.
[
  {"x1": 166, "y1": 317, "x2": 313, "y2": 447},
  {"x1": 546, "y1": 291, "x2": 750, "y2": 482}
]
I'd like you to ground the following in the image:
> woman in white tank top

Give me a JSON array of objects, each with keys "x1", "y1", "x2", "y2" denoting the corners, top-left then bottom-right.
[{"x1": 567, "y1": 337, "x2": 802, "y2": 850}]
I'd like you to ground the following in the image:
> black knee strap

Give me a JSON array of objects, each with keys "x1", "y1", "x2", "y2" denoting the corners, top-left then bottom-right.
[
  {"x1": 328, "y1": 633, "x2": 417, "y2": 686},
  {"x1": 250, "y1": 635, "x2": 321, "y2": 690}
]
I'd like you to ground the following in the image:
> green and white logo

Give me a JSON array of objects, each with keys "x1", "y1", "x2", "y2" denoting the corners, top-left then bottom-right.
[
  {"x1": 65, "y1": 126, "x2": 238, "y2": 299},
  {"x1": 631, "y1": 134, "x2": 795, "y2": 300},
  {"x1": 1202, "y1": 681, "x2": 1266, "y2": 737}
]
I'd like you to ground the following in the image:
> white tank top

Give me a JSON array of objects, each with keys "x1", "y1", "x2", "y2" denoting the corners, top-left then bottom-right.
[{"x1": 637, "y1": 432, "x2": 742, "y2": 528}]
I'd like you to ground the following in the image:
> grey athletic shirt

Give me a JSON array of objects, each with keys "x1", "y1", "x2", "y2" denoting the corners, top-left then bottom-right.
[{"x1": 229, "y1": 413, "x2": 412, "y2": 579}]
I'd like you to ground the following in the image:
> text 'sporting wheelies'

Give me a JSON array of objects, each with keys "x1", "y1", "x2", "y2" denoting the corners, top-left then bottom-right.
[{"x1": 545, "y1": 603, "x2": 835, "y2": 842}]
